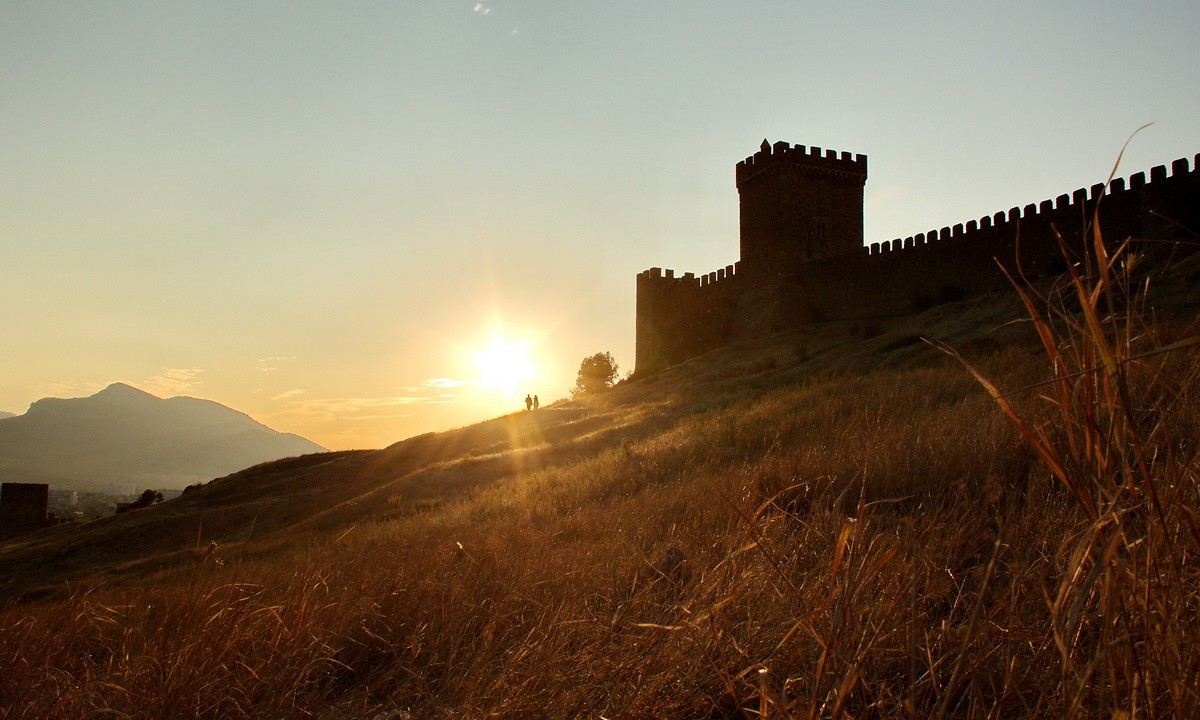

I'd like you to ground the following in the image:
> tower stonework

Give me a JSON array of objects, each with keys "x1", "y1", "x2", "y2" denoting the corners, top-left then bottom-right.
[
  {"x1": 633, "y1": 140, "x2": 1199, "y2": 376},
  {"x1": 737, "y1": 140, "x2": 868, "y2": 276}
]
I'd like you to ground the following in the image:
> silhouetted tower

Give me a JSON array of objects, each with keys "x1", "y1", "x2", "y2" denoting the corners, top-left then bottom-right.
[{"x1": 735, "y1": 140, "x2": 868, "y2": 278}]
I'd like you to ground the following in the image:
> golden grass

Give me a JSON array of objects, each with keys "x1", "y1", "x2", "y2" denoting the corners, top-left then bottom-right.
[{"x1": 1, "y1": 227, "x2": 1197, "y2": 717}]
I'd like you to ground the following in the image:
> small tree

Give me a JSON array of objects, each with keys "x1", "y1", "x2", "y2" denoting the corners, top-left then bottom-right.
[
  {"x1": 116, "y1": 489, "x2": 164, "y2": 514},
  {"x1": 572, "y1": 351, "x2": 619, "y2": 397}
]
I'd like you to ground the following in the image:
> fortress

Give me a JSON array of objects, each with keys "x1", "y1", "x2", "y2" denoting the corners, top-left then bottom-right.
[{"x1": 635, "y1": 139, "x2": 1200, "y2": 374}]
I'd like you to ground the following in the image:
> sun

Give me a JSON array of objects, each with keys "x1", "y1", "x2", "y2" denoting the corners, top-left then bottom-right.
[{"x1": 474, "y1": 336, "x2": 534, "y2": 396}]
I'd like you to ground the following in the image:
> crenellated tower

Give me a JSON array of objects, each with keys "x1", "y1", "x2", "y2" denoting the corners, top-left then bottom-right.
[
  {"x1": 735, "y1": 140, "x2": 868, "y2": 278},
  {"x1": 633, "y1": 138, "x2": 1198, "y2": 378}
]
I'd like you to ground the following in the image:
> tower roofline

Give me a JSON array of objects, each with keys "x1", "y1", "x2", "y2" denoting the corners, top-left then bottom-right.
[{"x1": 736, "y1": 140, "x2": 867, "y2": 190}]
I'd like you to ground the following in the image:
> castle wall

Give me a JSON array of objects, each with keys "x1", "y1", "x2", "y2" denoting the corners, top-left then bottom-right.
[
  {"x1": 636, "y1": 263, "x2": 743, "y2": 371},
  {"x1": 753, "y1": 155, "x2": 1199, "y2": 331},
  {"x1": 635, "y1": 146, "x2": 1200, "y2": 375}
]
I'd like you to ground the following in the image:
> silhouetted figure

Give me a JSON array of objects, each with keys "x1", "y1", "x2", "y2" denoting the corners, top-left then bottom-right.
[
  {"x1": 525, "y1": 394, "x2": 532, "y2": 411},
  {"x1": 533, "y1": 394, "x2": 539, "y2": 410}
]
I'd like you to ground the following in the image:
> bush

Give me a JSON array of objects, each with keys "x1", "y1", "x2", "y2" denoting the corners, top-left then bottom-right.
[{"x1": 572, "y1": 351, "x2": 619, "y2": 397}]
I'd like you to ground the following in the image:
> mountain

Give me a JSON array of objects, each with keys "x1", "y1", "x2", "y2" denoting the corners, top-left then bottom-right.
[
  {"x1": 0, "y1": 383, "x2": 325, "y2": 490},
  {"x1": 0, "y1": 411, "x2": 14, "y2": 420}
]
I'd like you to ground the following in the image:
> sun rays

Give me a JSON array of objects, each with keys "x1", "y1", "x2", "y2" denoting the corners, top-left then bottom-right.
[{"x1": 473, "y1": 336, "x2": 535, "y2": 396}]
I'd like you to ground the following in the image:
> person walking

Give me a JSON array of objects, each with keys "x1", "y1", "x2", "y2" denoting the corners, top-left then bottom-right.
[
  {"x1": 533, "y1": 394, "x2": 539, "y2": 410},
  {"x1": 525, "y1": 394, "x2": 533, "y2": 411}
]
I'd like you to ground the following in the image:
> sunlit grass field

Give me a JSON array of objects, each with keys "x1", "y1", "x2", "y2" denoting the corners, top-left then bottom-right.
[{"x1": 2, "y1": 234, "x2": 1198, "y2": 718}]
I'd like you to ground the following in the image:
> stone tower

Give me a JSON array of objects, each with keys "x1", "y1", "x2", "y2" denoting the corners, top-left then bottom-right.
[
  {"x1": 735, "y1": 140, "x2": 868, "y2": 279},
  {"x1": 634, "y1": 140, "x2": 1199, "y2": 378}
]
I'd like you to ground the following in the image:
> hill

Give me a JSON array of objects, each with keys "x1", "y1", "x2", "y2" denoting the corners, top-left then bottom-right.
[
  {"x1": 0, "y1": 411, "x2": 14, "y2": 420},
  {"x1": 0, "y1": 281, "x2": 1050, "y2": 600},
  {"x1": 0, "y1": 245, "x2": 1197, "y2": 718},
  {"x1": 0, "y1": 383, "x2": 325, "y2": 491}
]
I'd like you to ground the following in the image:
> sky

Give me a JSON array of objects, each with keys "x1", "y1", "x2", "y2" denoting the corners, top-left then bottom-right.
[{"x1": 2, "y1": 1, "x2": 1199, "y2": 450}]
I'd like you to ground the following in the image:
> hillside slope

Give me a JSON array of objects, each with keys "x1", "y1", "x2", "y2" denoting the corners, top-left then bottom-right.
[
  {"x1": 0, "y1": 251, "x2": 1197, "y2": 718},
  {"x1": 4, "y1": 248, "x2": 1199, "y2": 600},
  {"x1": 0, "y1": 283, "x2": 1043, "y2": 602}
]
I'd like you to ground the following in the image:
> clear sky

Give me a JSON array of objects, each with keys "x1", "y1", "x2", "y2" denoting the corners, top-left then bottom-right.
[{"x1": 3, "y1": 1, "x2": 1198, "y2": 450}]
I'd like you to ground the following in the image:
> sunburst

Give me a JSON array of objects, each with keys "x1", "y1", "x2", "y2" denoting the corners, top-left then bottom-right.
[{"x1": 473, "y1": 337, "x2": 534, "y2": 396}]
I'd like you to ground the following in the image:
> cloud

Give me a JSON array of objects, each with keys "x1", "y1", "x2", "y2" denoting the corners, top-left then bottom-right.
[
  {"x1": 419, "y1": 377, "x2": 474, "y2": 389},
  {"x1": 256, "y1": 356, "x2": 295, "y2": 372},
  {"x1": 866, "y1": 185, "x2": 909, "y2": 209},
  {"x1": 470, "y1": 2, "x2": 520, "y2": 35},
  {"x1": 34, "y1": 381, "x2": 108, "y2": 400},
  {"x1": 140, "y1": 368, "x2": 205, "y2": 398},
  {"x1": 271, "y1": 397, "x2": 419, "y2": 424},
  {"x1": 269, "y1": 377, "x2": 473, "y2": 423}
]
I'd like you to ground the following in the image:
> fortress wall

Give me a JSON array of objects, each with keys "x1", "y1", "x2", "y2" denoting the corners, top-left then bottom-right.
[
  {"x1": 636, "y1": 263, "x2": 743, "y2": 371},
  {"x1": 867, "y1": 155, "x2": 1198, "y2": 268},
  {"x1": 735, "y1": 156, "x2": 1200, "y2": 340},
  {"x1": 635, "y1": 149, "x2": 1199, "y2": 374}
]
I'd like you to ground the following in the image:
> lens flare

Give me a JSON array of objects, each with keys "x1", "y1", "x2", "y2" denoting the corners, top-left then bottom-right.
[{"x1": 474, "y1": 337, "x2": 534, "y2": 396}]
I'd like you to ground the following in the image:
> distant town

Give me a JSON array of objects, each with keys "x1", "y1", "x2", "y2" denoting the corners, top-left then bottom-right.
[{"x1": 1, "y1": 481, "x2": 186, "y2": 538}]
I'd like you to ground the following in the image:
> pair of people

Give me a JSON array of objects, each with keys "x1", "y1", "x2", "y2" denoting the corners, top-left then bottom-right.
[{"x1": 524, "y1": 394, "x2": 539, "y2": 411}]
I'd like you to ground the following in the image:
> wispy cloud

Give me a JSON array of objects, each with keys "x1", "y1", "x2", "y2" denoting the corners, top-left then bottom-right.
[
  {"x1": 416, "y1": 377, "x2": 474, "y2": 389},
  {"x1": 141, "y1": 368, "x2": 205, "y2": 398},
  {"x1": 866, "y1": 185, "x2": 909, "y2": 209},
  {"x1": 470, "y1": 1, "x2": 519, "y2": 35},
  {"x1": 256, "y1": 356, "x2": 295, "y2": 373},
  {"x1": 269, "y1": 377, "x2": 473, "y2": 423},
  {"x1": 272, "y1": 397, "x2": 419, "y2": 423},
  {"x1": 34, "y1": 381, "x2": 107, "y2": 400}
]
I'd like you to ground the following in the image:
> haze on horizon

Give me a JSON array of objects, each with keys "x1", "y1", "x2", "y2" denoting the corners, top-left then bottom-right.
[{"x1": 3, "y1": 1, "x2": 1199, "y2": 450}]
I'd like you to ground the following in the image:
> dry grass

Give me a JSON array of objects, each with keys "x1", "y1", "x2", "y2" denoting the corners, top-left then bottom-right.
[{"x1": 1, "y1": 227, "x2": 1197, "y2": 718}]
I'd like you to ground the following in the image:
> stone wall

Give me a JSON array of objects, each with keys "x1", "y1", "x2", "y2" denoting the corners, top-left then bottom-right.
[{"x1": 634, "y1": 142, "x2": 1200, "y2": 375}]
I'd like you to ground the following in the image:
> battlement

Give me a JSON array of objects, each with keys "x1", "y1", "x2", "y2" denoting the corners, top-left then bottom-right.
[
  {"x1": 736, "y1": 139, "x2": 868, "y2": 189},
  {"x1": 636, "y1": 262, "x2": 742, "y2": 289},
  {"x1": 635, "y1": 262, "x2": 745, "y2": 372},
  {"x1": 866, "y1": 154, "x2": 1199, "y2": 258},
  {"x1": 634, "y1": 139, "x2": 1200, "y2": 376}
]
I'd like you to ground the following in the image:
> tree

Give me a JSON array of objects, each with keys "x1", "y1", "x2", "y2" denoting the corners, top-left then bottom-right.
[
  {"x1": 115, "y1": 489, "x2": 164, "y2": 514},
  {"x1": 572, "y1": 351, "x2": 619, "y2": 397}
]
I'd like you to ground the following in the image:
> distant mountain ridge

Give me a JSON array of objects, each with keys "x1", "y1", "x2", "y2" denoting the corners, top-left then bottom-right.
[
  {"x1": 0, "y1": 411, "x2": 14, "y2": 420},
  {"x1": 0, "y1": 383, "x2": 325, "y2": 490}
]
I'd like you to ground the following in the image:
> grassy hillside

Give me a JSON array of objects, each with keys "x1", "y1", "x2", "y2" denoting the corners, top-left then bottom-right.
[{"x1": 1, "y1": 241, "x2": 1198, "y2": 718}]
